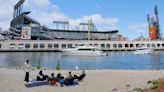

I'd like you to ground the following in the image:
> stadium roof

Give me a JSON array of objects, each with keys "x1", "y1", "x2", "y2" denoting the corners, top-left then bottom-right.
[{"x1": 49, "y1": 29, "x2": 118, "y2": 34}]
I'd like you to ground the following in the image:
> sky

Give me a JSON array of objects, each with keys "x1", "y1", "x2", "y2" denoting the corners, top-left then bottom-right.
[{"x1": 0, "y1": 0, "x2": 164, "y2": 40}]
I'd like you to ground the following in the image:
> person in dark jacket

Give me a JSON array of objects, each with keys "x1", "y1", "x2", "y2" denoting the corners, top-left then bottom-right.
[
  {"x1": 64, "y1": 71, "x2": 75, "y2": 85},
  {"x1": 74, "y1": 70, "x2": 86, "y2": 81},
  {"x1": 37, "y1": 70, "x2": 49, "y2": 81}
]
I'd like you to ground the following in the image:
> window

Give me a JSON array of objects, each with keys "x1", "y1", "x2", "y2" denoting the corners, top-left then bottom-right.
[
  {"x1": 113, "y1": 44, "x2": 117, "y2": 48},
  {"x1": 62, "y1": 44, "x2": 66, "y2": 48},
  {"x1": 48, "y1": 44, "x2": 52, "y2": 48},
  {"x1": 136, "y1": 44, "x2": 139, "y2": 47},
  {"x1": 130, "y1": 44, "x2": 134, "y2": 48},
  {"x1": 33, "y1": 44, "x2": 38, "y2": 48},
  {"x1": 40, "y1": 44, "x2": 45, "y2": 48},
  {"x1": 101, "y1": 44, "x2": 105, "y2": 48},
  {"x1": 151, "y1": 44, "x2": 156, "y2": 48},
  {"x1": 18, "y1": 43, "x2": 24, "y2": 46},
  {"x1": 68, "y1": 44, "x2": 72, "y2": 48},
  {"x1": 118, "y1": 44, "x2": 122, "y2": 48},
  {"x1": 25, "y1": 44, "x2": 30, "y2": 49},
  {"x1": 75, "y1": 44, "x2": 84, "y2": 46},
  {"x1": 147, "y1": 44, "x2": 150, "y2": 47},
  {"x1": 94, "y1": 44, "x2": 98, "y2": 47},
  {"x1": 162, "y1": 44, "x2": 164, "y2": 47},
  {"x1": 18, "y1": 43, "x2": 24, "y2": 49},
  {"x1": 125, "y1": 44, "x2": 129, "y2": 48},
  {"x1": 157, "y1": 44, "x2": 160, "y2": 47},
  {"x1": 54, "y1": 44, "x2": 59, "y2": 48},
  {"x1": 10, "y1": 43, "x2": 15, "y2": 46},
  {"x1": 106, "y1": 44, "x2": 110, "y2": 48},
  {"x1": 10, "y1": 43, "x2": 16, "y2": 49}
]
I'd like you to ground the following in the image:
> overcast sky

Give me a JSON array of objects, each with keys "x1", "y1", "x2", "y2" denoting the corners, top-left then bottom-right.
[{"x1": 0, "y1": 0, "x2": 164, "y2": 40}]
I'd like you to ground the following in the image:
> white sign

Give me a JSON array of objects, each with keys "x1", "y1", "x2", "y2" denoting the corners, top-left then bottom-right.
[{"x1": 21, "y1": 27, "x2": 31, "y2": 39}]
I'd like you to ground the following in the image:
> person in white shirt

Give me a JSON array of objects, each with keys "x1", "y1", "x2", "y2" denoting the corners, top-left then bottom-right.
[{"x1": 24, "y1": 60, "x2": 32, "y2": 83}]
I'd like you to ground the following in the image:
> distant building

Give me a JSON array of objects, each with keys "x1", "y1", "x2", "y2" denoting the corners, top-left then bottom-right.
[{"x1": 111, "y1": 34, "x2": 128, "y2": 41}]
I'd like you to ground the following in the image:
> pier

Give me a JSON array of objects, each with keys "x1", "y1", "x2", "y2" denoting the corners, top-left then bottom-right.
[{"x1": 0, "y1": 40, "x2": 164, "y2": 51}]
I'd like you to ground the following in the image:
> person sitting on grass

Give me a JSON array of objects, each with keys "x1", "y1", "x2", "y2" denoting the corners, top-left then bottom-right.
[
  {"x1": 37, "y1": 70, "x2": 49, "y2": 81},
  {"x1": 74, "y1": 70, "x2": 86, "y2": 81}
]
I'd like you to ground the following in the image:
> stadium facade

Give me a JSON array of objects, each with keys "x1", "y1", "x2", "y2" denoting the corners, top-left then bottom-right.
[{"x1": 10, "y1": 0, "x2": 118, "y2": 40}]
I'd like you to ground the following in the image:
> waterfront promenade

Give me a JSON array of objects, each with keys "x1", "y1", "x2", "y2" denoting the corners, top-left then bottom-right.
[
  {"x1": 1, "y1": 40, "x2": 164, "y2": 51},
  {"x1": 1, "y1": 68, "x2": 164, "y2": 92}
]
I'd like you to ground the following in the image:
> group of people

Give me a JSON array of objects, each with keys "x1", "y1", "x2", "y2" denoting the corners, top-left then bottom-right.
[
  {"x1": 24, "y1": 60, "x2": 86, "y2": 87},
  {"x1": 36, "y1": 70, "x2": 86, "y2": 86}
]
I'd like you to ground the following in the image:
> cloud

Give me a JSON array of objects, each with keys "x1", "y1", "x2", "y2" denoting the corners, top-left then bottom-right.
[
  {"x1": 69, "y1": 14, "x2": 119, "y2": 31},
  {"x1": 0, "y1": 0, "x2": 19, "y2": 29},
  {"x1": 24, "y1": 0, "x2": 119, "y2": 30},
  {"x1": 0, "y1": 0, "x2": 119, "y2": 31},
  {"x1": 24, "y1": 0, "x2": 67, "y2": 27},
  {"x1": 128, "y1": 23, "x2": 148, "y2": 32}
]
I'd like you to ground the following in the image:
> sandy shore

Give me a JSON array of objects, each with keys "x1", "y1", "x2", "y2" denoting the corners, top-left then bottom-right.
[{"x1": 1, "y1": 68, "x2": 164, "y2": 92}]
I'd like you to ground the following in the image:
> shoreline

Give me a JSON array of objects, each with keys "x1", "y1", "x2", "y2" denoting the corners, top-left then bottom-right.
[
  {"x1": 1, "y1": 68, "x2": 164, "y2": 92},
  {"x1": 1, "y1": 66, "x2": 164, "y2": 71}
]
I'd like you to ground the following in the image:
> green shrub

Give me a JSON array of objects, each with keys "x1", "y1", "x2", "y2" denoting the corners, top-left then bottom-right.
[
  {"x1": 132, "y1": 87, "x2": 142, "y2": 92},
  {"x1": 152, "y1": 80, "x2": 159, "y2": 85},
  {"x1": 150, "y1": 84, "x2": 159, "y2": 90}
]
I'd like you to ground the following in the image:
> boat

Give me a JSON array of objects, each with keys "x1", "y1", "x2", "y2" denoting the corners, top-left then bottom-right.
[
  {"x1": 61, "y1": 45, "x2": 107, "y2": 56},
  {"x1": 133, "y1": 45, "x2": 152, "y2": 54}
]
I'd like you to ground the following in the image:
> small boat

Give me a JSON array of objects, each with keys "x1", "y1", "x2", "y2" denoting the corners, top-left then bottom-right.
[
  {"x1": 133, "y1": 45, "x2": 152, "y2": 54},
  {"x1": 61, "y1": 45, "x2": 107, "y2": 56}
]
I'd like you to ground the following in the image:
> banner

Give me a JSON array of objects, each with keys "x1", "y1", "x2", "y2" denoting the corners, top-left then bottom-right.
[
  {"x1": 21, "y1": 27, "x2": 31, "y2": 39},
  {"x1": 149, "y1": 16, "x2": 157, "y2": 40},
  {"x1": 149, "y1": 25, "x2": 156, "y2": 40}
]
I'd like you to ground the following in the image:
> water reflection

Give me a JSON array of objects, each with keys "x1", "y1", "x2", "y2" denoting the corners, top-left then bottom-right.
[{"x1": 150, "y1": 51, "x2": 160, "y2": 70}]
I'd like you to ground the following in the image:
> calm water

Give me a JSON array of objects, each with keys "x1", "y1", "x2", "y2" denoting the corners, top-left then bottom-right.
[{"x1": 0, "y1": 51, "x2": 164, "y2": 70}]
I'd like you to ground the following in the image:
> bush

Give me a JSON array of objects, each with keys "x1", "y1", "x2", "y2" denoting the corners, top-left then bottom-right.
[
  {"x1": 152, "y1": 80, "x2": 159, "y2": 85},
  {"x1": 132, "y1": 87, "x2": 142, "y2": 92},
  {"x1": 150, "y1": 84, "x2": 159, "y2": 90}
]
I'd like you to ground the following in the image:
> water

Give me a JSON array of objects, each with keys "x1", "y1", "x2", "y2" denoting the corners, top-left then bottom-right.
[{"x1": 0, "y1": 51, "x2": 164, "y2": 70}]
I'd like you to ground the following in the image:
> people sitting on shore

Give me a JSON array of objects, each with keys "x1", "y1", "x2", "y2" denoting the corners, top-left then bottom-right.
[
  {"x1": 34, "y1": 70, "x2": 86, "y2": 87},
  {"x1": 65, "y1": 71, "x2": 73, "y2": 80},
  {"x1": 49, "y1": 73, "x2": 57, "y2": 85},
  {"x1": 37, "y1": 70, "x2": 49, "y2": 81},
  {"x1": 56, "y1": 73, "x2": 64, "y2": 87},
  {"x1": 49, "y1": 73, "x2": 56, "y2": 81},
  {"x1": 74, "y1": 70, "x2": 86, "y2": 81},
  {"x1": 64, "y1": 71, "x2": 75, "y2": 85}
]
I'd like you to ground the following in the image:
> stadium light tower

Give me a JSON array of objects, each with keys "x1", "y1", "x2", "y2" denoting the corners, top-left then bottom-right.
[{"x1": 154, "y1": 0, "x2": 161, "y2": 39}]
